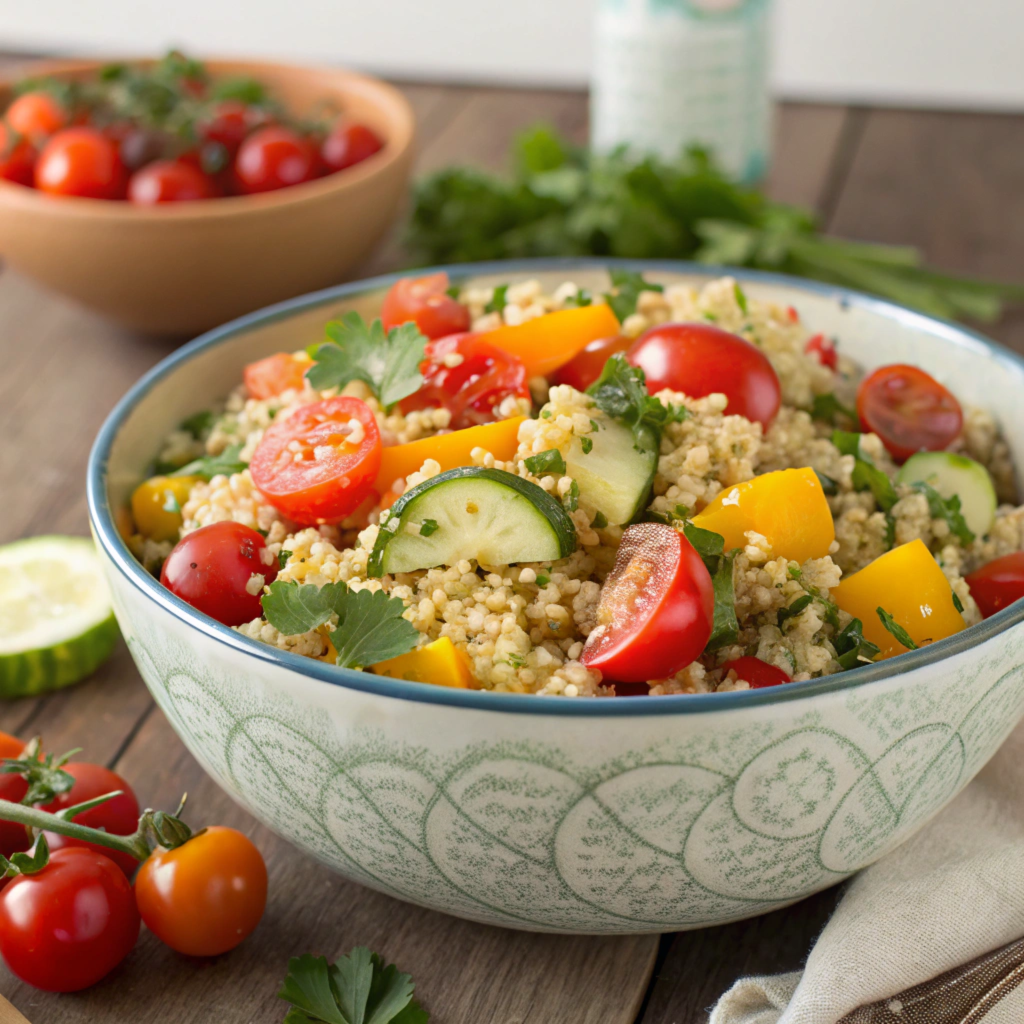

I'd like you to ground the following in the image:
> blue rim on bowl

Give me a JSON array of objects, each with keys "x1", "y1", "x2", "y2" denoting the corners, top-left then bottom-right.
[{"x1": 87, "y1": 258, "x2": 1024, "y2": 716}]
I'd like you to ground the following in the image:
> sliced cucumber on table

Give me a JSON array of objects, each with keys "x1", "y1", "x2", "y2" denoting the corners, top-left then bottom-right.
[
  {"x1": 896, "y1": 451, "x2": 997, "y2": 539},
  {"x1": 566, "y1": 418, "x2": 658, "y2": 526},
  {"x1": 368, "y1": 467, "x2": 577, "y2": 576},
  {"x1": 0, "y1": 536, "x2": 119, "y2": 698}
]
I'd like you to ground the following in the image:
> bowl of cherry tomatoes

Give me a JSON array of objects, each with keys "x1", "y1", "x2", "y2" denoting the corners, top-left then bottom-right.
[{"x1": 0, "y1": 52, "x2": 414, "y2": 335}]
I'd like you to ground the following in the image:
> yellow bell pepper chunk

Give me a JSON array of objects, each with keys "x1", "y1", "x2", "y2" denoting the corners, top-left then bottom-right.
[
  {"x1": 690, "y1": 467, "x2": 834, "y2": 564},
  {"x1": 832, "y1": 538, "x2": 966, "y2": 660},
  {"x1": 375, "y1": 417, "x2": 525, "y2": 493},
  {"x1": 130, "y1": 475, "x2": 202, "y2": 542},
  {"x1": 372, "y1": 637, "x2": 475, "y2": 689},
  {"x1": 475, "y1": 303, "x2": 621, "y2": 378}
]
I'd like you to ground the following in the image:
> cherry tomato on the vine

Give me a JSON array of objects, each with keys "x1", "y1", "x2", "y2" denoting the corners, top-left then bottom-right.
[
  {"x1": 321, "y1": 121, "x2": 383, "y2": 172},
  {"x1": 0, "y1": 732, "x2": 29, "y2": 859},
  {"x1": 0, "y1": 124, "x2": 35, "y2": 186},
  {"x1": 127, "y1": 159, "x2": 218, "y2": 204},
  {"x1": 720, "y1": 656, "x2": 792, "y2": 689},
  {"x1": 234, "y1": 126, "x2": 319, "y2": 194},
  {"x1": 35, "y1": 127, "x2": 126, "y2": 199},
  {"x1": 161, "y1": 521, "x2": 277, "y2": 626},
  {"x1": 0, "y1": 848, "x2": 139, "y2": 992},
  {"x1": 553, "y1": 334, "x2": 633, "y2": 392},
  {"x1": 856, "y1": 363, "x2": 963, "y2": 462},
  {"x1": 134, "y1": 826, "x2": 267, "y2": 956},
  {"x1": 381, "y1": 272, "x2": 471, "y2": 340},
  {"x1": 965, "y1": 552, "x2": 1024, "y2": 619},
  {"x1": 6, "y1": 91, "x2": 67, "y2": 141},
  {"x1": 627, "y1": 323, "x2": 782, "y2": 428},
  {"x1": 805, "y1": 334, "x2": 838, "y2": 371}
]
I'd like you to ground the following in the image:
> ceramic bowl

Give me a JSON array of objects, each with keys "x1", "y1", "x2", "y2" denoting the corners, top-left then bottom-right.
[
  {"x1": 87, "y1": 260, "x2": 1024, "y2": 933},
  {"x1": 0, "y1": 59, "x2": 414, "y2": 335}
]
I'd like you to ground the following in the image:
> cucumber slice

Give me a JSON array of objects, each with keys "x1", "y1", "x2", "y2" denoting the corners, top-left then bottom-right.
[
  {"x1": 897, "y1": 452, "x2": 997, "y2": 539},
  {"x1": 0, "y1": 537, "x2": 119, "y2": 698},
  {"x1": 369, "y1": 467, "x2": 577, "y2": 576},
  {"x1": 566, "y1": 420, "x2": 658, "y2": 526}
]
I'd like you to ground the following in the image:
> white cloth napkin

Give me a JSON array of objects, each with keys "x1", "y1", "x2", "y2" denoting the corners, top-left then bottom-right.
[{"x1": 710, "y1": 721, "x2": 1024, "y2": 1024}]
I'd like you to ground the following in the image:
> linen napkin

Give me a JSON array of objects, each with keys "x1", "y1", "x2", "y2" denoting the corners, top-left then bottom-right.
[{"x1": 710, "y1": 720, "x2": 1024, "y2": 1024}]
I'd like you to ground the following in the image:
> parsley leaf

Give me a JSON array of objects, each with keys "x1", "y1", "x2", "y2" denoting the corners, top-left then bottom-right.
[
  {"x1": 683, "y1": 521, "x2": 724, "y2": 569},
  {"x1": 279, "y1": 550, "x2": 293, "y2": 570},
  {"x1": 706, "y1": 550, "x2": 739, "y2": 651},
  {"x1": 833, "y1": 618, "x2": 882, "y2": 669},
  {"x1": 587, "y1": 354, "x2": 687, "y2": 448},
  {"x1": 605, "y1": 269, "x2": 663, "y2": 322},
  {"x1": 814, "y1": 470, "x2": 839, "y2": 496},
  {"x1": 591, "y1": 510, "x2": 608, "y2": 529},
  {"x1": 564, "y1": 288, "x2": 592, "y2": 308},
  {"x1": 562, "y1": 479, "x2": 580, "y2": 512},
  {"x1": 952, "y1": 590, "x2": 965, "y2": 613},
  {"x1": 484, "y1": 284, "x2": 509, "y2": 314},
  {"x1": 909, "y1": 481, "x2": 975, "y2": 545},
  {"x1": 832, "y1": 430, "x2": 899, "y2": 512},
  {"x1": 777, "y1": 593, "x2": 813, "y2": 628},
  {"x1": 877, "y1": 607, "x2": 919, "y2": 651},
  {"x1": 811, "y1": 393, "x2": 859, "y2": 427},
  {"x1": 524, "y1": 449, "x2": 567, "y2": 476},
  {"x1": 173, "y1": 443, "x2": 247, "y2": 480},
  {"x1": 733, "y1": 283, "x2": 748, "y2": 315},
  {"x1": 262, "y1": 581, "x2": 419, "y2": 669},
  {"x1": 580, "y1": 436, "x2": 593, "y2": 454},
  {"x1": 308, "y1": 314, "x2": 428, "y2": 410},
  {"x1": 279, "y1": 948, "x2": 428, "y2": 1024}
]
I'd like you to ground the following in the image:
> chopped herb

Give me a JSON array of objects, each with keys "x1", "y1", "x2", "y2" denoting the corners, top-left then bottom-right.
[
  {"x1": 605, "y1": 269, "x2": 664, "y2": 322},
  {"x1": 484, "y1": 283, "x2": 509, "y2": 314},
  {"x1": 580, "y1": 436, "x2": 594, "y2": 454},
  {"x1": 541, "y1": 410, "x2": 552, "y2": 419},
  {"x1": 814, "y1": 470, "x2": 839, "y2": 496},
  {"x1": 884, "y1": 513, "x2": 896, "y2": 549},
  {"x1": 877, "y1": 607, "x2": 919, "y2": 650},
  {"x1": 706, "y1": 551, "x2": 739, "y2": 652},
  {"x1": 565, "y1": 287, "x2": 592, "y2": 307},
  {"x1": 811, "y1": 393, "x2": 859, "y2": 427},
  {"x1": 777, "y1": 593, "x2": 813, "y2": 628},
  {"x1": 733, "y1": 283, "x2": 748, "y2": 315},
  {"x1": 589, "y1": 419, "x2": 601, "y2": 432},
  {"x1": 909, "y1": 481, "x2": 975, "y2": 545},
  {"x1": 787, "y1": 564, "x2": 803, "y2": 580},
  {"x1": 683, "y1": 522, "x2": 724, "y2": 570},
  {"x1": 262, "y1": 581, "x2": 419, "y2": 670},
  {"x1": 173, "y1": 443, "x2": 247, "y2": 481},
  {"x1": 162, "y1": 492, "x2": 181, "y2": 514},
  {"x1": 952, "y1": 590, "x2": 965, "y2": 613},
  {"x1": 587, "y1": 354, "x2": 687, "y2": 449},
  {"x1": 419, "y1": 518, "x2": 439, "y2": 537},
  {"x1": 536, "y1": 574, "x2": 550, "y2": 587},
  {"x1": 445, "y1": 284, "x2": 460, "y2": 299},
  {"x1": 179, "y1": 409, "x2": 214, "y2": 438},
  {"x1": 524, "y1": 449, "x2": 567, "y2": 476},
  {"x1": 833, "y1": 618, "x2": 882, "y2": 669},
  {"x1": 505, "y1": 653, "x2": 526, "y2": 668},
  {"x1": 278, "y1": 550, "x2": 293, "y2": 570},
  {"x1": 591, "y1": 511, "x2": 608, "y2": 529},
  {"x1": 562, "y1": 480, "x2": 580, "y2": 512},
  {"x1": 832, "y1": 430, "x2": 899, "y2": 512},
  {"x1": 307, "y1": 313, "x2": 428, "y2": 410},
  {"x1": 703, "y1": 311, "x2": 718, "y2": 322}
]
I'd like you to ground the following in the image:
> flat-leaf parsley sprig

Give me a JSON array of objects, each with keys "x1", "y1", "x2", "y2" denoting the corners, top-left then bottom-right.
[{"x1": 586, "y1": 354, "x2": 688, "y2": 448}]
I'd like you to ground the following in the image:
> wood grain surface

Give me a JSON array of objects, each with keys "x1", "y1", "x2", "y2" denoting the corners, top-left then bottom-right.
[{"x1": 0, "y1": 71, "x2": 1021, "y2": 1023}]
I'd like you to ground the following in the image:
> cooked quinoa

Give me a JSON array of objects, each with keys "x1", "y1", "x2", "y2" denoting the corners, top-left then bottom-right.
[{"x1": 130, "y1": 273, "x2": 1021, "y2": 697}]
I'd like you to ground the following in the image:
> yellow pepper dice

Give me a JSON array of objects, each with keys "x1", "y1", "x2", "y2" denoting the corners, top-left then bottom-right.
[
  {"x1": 130, "y1": 475, "x2": 202, "y2": 542},
  {"x1": 476, "y1": 304, "x2": 621, "y2": 378},
  {"x1": 832, "y1": 538, "x2": 966, "y2": 660},
  {"x1": 690, "y1": 467, "x2": 834, "y2": 564},
  {"x1": 375, "y1": 417, "x2": 525, "y2": 494},
  {"x1": 372, "y1": 637, "x2": 475, "y2": 689}
]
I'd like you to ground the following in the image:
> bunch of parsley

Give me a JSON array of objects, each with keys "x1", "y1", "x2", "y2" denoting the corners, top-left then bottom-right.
[{"x1": 407, "y1": 126, "x2": 1023, "y2": 323}]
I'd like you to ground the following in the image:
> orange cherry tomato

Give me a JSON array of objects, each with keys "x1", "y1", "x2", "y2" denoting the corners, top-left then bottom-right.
[
  {"x1": 35, "y1": 127, "x2": 126, "y2": 199},
  {"x1": 134, "y1": 826, "x2": 267, "y2": 957},
  {"x1": 552, "y1": 334, "x2": 632, "y2": 391},
  {"x1": 6, "y1": 91, "x2": 67, "y2": 140},
  {"x1": 381, "y1": 273, "x2": 471, "y2": 340},
  {"x1": 856, "y1": 364, "x2": 963, "y2": 463},
  {"x1": 720, "y1": 656, "x2": 791, "y2": 689},
  {"x1": 243, "y1": 352, "x2": 310, "y2": 399}
]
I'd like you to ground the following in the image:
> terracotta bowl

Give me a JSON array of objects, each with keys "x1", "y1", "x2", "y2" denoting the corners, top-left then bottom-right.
[{"x1": 0, "y1": 59, "x2": 415, "y2": 335}]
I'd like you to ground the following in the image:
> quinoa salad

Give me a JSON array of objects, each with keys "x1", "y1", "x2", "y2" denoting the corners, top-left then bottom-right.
[{"x1": 125, "y1": 270, "x2": 1024, "y2": 697}]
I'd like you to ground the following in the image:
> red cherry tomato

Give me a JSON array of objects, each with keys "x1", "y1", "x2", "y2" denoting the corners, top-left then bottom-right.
[
  {"x1": 6, "y1": 91, "x2": 66, "y2": 140},
  {"x1": 0, "y1": 848, "x2": 139, "y2": 992},
  {"x1": 244, "y1": 352, "x2": 309, "y2": 399},
  {"x1": 553, "y1": 334, "x2": 633, "y2": 392},
  {"x1": 321, "y1": 121, "x2": 384, "y2": 172},
  {"x1": 805, "y1": 334, "x2": 838, "y2": 371},
  {"x1": 580, "y1": 523, "x2": 714, "y2": 683},
  {"x1": 233, "y1": 126, "x2": 319, "y2": 194},
  {"x1": 720, "y1": 656, "x2": 792, "y2": 689},
  {"x1": 381, "y1": 273, "x2": 471, "y2": 340},
  {"x1": 198, "y1": 100, "x2": 259, "y2": 154},
  {"x1": 127, "y1": 159, "x2": 217, "y2": 204},
  {"x1": 161, "y1": 522, "x2": 277, "y2": 626},
  {"x1": 0, "y1": 123, "x2": 36, "y2": 186},
  {"x1": 401, "y1": 332, "x2": 530, "y2": 430},
  {"x1": 0, "y1": 733, "x2": 29, "y2": 859},
  {"x1": 40, "y1": 763, "x2": 140, "y2": 877},
  {"x1": 134, "y1": 826, "x2": 266, "y2": 956},
  {"x1": 35, "y1": 127, "x2": 126, "y2": 199},
  {"x1": 250, "y1": 396, "x2": 382, "y2": 526},
  {"x1": 627, "y1": 323, "x2": 782, "y2": 428},
  {"x1": 965, "y1": 552, "x2": 1024, "y2": 619},
  {"x1": 856, "y1": 364, "x2": 963, "y2": 463}
]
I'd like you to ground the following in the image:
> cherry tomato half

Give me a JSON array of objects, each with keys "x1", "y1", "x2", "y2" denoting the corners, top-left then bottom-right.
[
  {"x1": 401, "y1": 332, "x2": 530, "y2": 430},
  {"x1": 161, "y1": 521, "x2": 277, "y2": 626},
  {"x1": 0, "y1": 848, "x2": 139, "y2": 992},
  {"x1": 0, "y1": 733, "x2": 29, "y2": 859},
  {"x1": 580, "y1": 523, "x2": 714, "y2": 683},
  {"x1": 234, "y1": 126, "x2": 319, "y2": 194},
  {"x1": 805, "y1": 334, "x2": 838, "y2": 371},
  {"x1": 134, "y1": 826, "x2": 267, "y2": 956},
  {"x1": 856, "y1": 364, "x2": 963, "y2": 463},
  {"x1": 553, "y1": 334, "x2": 632, "y2": 392},
  {"x1": 6, "y1": 91, "x2": 67, "y2": 141},
  {"x1": 40, "y1": 763, "x2": 140, "y2": 877},
  {"x1": 0, "y1": 124, "x2": 35, "y2": 186},
  {"x1": 244, "y1": 352, "x2": 310, "y2": 399},
  {"x1": 720, "y1": 656, "x2": 792, "y2": 689},
  {"x1": 627, "y1": 323, "x2": 782, "y2": 428},
  {"x1": 965, "y1": 552, "x2": 1024, "y2": 619},
  {"x1": 35, "y1": 127, "x2": 126, "y2": 199},
  {"x1": 250, "y1": 396, "x2": 382, "y2": 526},
  {"x1": 128, "y1": 159, "x2": 217, "y2": 204},
  {"x1": 322, "y1": 121, "x2": 383, "y2": 172},
  {"x1": 381, "y1": 273, "x2": 471, "y2": 340}
]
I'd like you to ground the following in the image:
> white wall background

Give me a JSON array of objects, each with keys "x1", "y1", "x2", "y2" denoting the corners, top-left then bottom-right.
[{"x1": 3, "y1": 0, "x2": 1022, "y2": 111}]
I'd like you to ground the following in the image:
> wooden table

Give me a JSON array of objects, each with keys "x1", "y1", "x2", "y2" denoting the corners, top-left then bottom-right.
[{"x1": 1, "y1": 69, "x2": 1023, "y2": 1023}]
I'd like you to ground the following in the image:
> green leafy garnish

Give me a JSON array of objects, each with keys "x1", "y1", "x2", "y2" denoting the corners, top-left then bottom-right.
[
  {"x1": 418, "y1": 519, "x2": 439, "y2": 537},
  {"x1": 173, "y1": 443, "x2": 247, "y2": 481},
  {"x1": 524, "y1": 449, "x2": 567, "y2": 476},
  {"x1": 683, "y1": 522, "x2": 724, "y2": 568},
  {"x1": 833, "y1": 618, "x2": 882, "y2": 669},
  {"x1": 580, "y1": 436, "x2": 594, "y2": 455},
  {"x1": 814, "y1": 470, "x2": 839, "y2": 496},
  {"x1": 877, "y1": 607, "x2": 919, "y2": 650},
  {"x1": 605, "y1": 269, "x2": 664, "y2": 322},
  {"x1": 262, "y1": 581, "x2": 419, "y2": 670},
  {"x1": 484, "y1": 284, "x2": 509, "y2": 314},
  {"x1": 832, "y1": 431, "x2": 899, "y2": 512},
  {"x1": 180, "y1": 409, "x2": 214, "y2": 438},
  {"x1": 562, "y1": 480, "x2": 580, "y2": 513},
  {"x1": 279, "y1": 550, "x2": 293, "y2": 570},
  {"x1": 278, "y1": 948, "x2": 428, "y2": 1024},
  {"x1": 591, "y1": 511, "x2": 608, "y2": 529},
  {"x1": 536, "y1": 574, "x2": 550, "y2": 587},
  {"x1": 587, "y1": 355, "x2": 687, "y2": 448},
  {"x1": 564, "y1": 288, "x2": 592, "y2": 308},
  {"x1": 952, "y1": 590, "x2": 965, "y2": 614},
  {"x1": 909, "y1": 481, "x2": 975, "y2": 545},
  {"x1": 210, "y1": 76, "x2": 268, "y2": 105},
  {"x1": 811, "y1": 393, "x2": 859, "y2": 427},
  {"x1": 776, "y1": 593, "x2": 813, "y2": 628},
  {"x1": 733, "y1": 283, "x2": 748, "y2": 316},
  {"x1": 706, "y1": 551, "x2": 739, "y2": 652},
  {"x1": 307, "y1": 314, "x2": 428, "y2": 411}
]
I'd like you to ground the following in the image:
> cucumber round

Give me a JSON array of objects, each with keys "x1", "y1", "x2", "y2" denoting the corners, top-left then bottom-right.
[
  {"x1": 896, "y1": 452, "x2": 997, "y2": 540},
  {"x1": 0, "y1": 536, "x2": 119, "y2": 698},
  {"x1": 368, "y1": 467, "x2": 577, "y2": 576}
]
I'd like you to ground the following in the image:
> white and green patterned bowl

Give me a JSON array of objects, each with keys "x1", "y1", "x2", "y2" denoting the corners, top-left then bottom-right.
[{"x1": 87, "y1": 260, "x2": 1024, "y2": 933}]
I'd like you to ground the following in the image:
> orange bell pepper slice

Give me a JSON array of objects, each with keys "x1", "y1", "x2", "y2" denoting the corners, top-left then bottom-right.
[
  {"x1": 372, "y1": 637, "x2": 475, "y2": 688},
  {"x1": 832, "y1": 538, "x2": 965, "y2": 660},
  {"x1": 475, "y1": 304, "x2": 621, "y2": 378},
  {"x1": 690, "y1": 467, "x2": 835, "y2": 564},
  {"x1": 375, "y1": 416, "x2": 525, "y2": 492}
]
